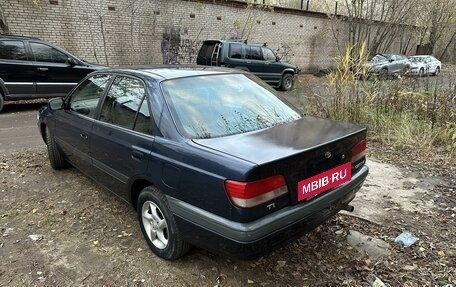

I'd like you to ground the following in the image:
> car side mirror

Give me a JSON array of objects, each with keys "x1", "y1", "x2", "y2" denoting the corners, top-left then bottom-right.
[
  {"x1": 276, "y1": 56, "x2": 280, "y2": 62},
  {"x1": 67, "y1": 57, "x2": 77, "y2": 66},
  {"x1": 49, "y1": 97, "x2": 64, "y2": 111},
  {"x1": 389, "y1": 58, "x2": 394, "y2": 62}
]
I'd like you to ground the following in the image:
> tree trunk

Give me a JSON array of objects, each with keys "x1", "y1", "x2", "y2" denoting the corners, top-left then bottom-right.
[
  {"x1": 99, "y1": 16, "x2": 109, "y2": 66},
  {"x1": 439, "y1": 30, "x2": 456, "y2": 60}
]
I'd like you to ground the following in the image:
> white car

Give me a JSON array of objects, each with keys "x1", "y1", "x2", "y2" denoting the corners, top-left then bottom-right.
[{"x1": 409, "y1": 55, "x2": 441, "y2": 77}]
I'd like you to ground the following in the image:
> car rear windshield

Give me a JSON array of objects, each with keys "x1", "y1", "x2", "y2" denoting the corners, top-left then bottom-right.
[{"x1": 161, "y1": 74, "x2": 301, "y2": 139}]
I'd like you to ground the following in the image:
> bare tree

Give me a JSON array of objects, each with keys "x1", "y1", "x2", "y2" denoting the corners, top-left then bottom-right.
[
  {"x1": 415, "y1": 0, "x2": 456, "y2": 56},
  {"x1": 82, "y1": 0, "x2": 110, "y2": 65},
  {"x1": 126, "y1": 0, "x2": 155, "y2": 64},
  {"x1": 235, "y1": 0, "x2": 274, "y2": 40},
  {"x1": 327, "y1": 0, "x2": 415, "y2": 60}
]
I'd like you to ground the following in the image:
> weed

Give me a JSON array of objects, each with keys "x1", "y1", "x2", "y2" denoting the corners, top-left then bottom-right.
[{"x1": 304, "y1": 43, "x2": 456, "y2": 161}]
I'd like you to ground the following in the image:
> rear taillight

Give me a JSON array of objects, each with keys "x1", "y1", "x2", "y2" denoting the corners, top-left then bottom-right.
[
  {"x1": 225, "y1": 175, "x2": 288, "y2": 208},
  {"x1": 351, "y1": 139, "x2": 367, "y2": 163}
]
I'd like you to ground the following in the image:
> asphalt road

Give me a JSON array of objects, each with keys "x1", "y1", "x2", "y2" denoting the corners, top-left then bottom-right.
[{"x1": 0, "y1": 102, "x2": 46, "y2": 152}]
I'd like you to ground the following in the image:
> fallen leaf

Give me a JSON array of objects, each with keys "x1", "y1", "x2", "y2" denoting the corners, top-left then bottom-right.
[{"x1": 402, "y1": 265, "x2": 417, "y2": 271}]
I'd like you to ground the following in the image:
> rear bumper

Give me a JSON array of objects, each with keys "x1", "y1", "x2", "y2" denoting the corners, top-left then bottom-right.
[{"x1": 168, "y1": 165, "x2": 369, "y2": 259}]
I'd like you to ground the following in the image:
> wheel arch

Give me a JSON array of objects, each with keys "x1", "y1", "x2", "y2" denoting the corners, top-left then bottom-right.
[
  {"x1": 281, "y1": 68, "x2": 296, "y2": 76},
  {"x1": 130, "y1": 178, "x2": 156, "y2": 210},
  {"x1": 40, "y1": 123, "x2": 47, "y2": 144},
  {"x1": 0, "y1": 79, "x2": 7, "y2": 100}
]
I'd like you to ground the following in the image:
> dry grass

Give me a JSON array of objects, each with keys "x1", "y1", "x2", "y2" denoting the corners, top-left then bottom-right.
[{"x1": 302, "y1": 43, "x2": 456, "y2": 161}]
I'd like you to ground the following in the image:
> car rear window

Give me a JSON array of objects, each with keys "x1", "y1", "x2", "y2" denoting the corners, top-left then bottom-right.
[
  {"x1": 196, "y1": 42, "x2": 217, "y2": 65},
  {"x1": 161, "y1": 74, "x2": 301, "y2": 139}
]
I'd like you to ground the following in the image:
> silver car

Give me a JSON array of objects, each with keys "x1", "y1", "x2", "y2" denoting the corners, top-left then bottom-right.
[
  {"x1": 366, "y1": 54, "x2": 411, "y2": 77},
  {"x1": 409, "y1": 55, "x2": 442, "y2": 77}
]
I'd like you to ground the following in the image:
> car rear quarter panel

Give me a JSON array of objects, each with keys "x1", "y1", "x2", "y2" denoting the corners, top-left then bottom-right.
[{"x1": 147, "y1": 136, "x2": 257, "y2": 222}]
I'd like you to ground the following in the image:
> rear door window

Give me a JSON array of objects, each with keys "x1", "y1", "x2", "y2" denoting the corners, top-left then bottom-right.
[
  {"x1": 0, "y1": 40, "x2": 27, "y2": 60},
  {"x1": 99, "y1": 76, "x2": 151, "y2": 134},
  {"x1": 246, "y1": 46, "x2": 262, "y2": 60},
  {"x1": 229, "y1": 43, "x2": 242, "y2": 59}
]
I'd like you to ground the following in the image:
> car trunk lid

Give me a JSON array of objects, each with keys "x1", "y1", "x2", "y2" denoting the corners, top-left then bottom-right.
[{"x1": 193, "y1": 116, "x2": 367, "y2": 206}]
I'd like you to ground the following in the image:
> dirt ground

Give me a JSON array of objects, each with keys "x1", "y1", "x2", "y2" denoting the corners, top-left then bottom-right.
[
  {"x1": 1, "y1": 73, "x2": 455, "y2": 286},
  {"x1": 0, "y1": 143, "x2": 454, "y2": 286}
]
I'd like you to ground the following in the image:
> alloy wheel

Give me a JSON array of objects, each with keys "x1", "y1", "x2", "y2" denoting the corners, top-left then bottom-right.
[{"x1": 141, "y1": 201, "x2": 169, "y2": 249}]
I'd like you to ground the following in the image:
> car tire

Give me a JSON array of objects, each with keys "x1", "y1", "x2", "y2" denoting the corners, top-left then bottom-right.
[
  {"x1": 45, "y1": 127, "x2": 67, "y2": 170},
  {"x1": 433, "y1": 67, "x2": 440, "y2": 76},
  {"x1": 0, "y1": 95, "x2": 4, "y2": 113},
  {"x1": 279, "y1": 74, "x2": 294, "y2": 91},
  {"x1": 137, "y1": 186, "x2": 191, "y2": 260}
]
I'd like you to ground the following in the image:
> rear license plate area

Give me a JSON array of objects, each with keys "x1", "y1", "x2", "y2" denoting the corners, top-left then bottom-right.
[{"x1": 297, "y1": 162, "x2": 352, "y2": 202}]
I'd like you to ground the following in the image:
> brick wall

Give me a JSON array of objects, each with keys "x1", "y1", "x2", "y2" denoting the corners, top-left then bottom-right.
[{"x1": 1, "y1": 0, "x2": 373, "y2": 71}]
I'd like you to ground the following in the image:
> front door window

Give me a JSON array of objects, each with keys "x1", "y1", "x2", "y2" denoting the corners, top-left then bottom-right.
[
  {"x1": 67, "y1": 74, "x2": 112, "y2": 118},
  {"x1": 262, "y1": 47, "x2": 276, "y2": 61}
]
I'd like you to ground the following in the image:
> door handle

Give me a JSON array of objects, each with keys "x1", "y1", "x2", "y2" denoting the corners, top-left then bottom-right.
[
  {"x1": 131, "y1": 150, "x2": 143, "y2": 161},
  {"x1": 79, "y1": 133, "x2": 88, "y2": 139},
  {"x1": 37, "y1": 67, "x2": 49, "y2": 71},
  {"x1": 246, "y1": 61, "x2": 251, "y2": 64}
]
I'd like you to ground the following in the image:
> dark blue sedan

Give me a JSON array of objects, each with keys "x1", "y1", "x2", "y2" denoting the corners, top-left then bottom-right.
[{"x1": 38, "y1": 66, "x2": 369, "y2": 260}]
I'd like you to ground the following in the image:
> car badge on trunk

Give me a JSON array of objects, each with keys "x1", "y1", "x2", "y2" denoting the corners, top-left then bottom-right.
[{"x1": 324, "y1": 151, "x2": 332, "y2": 159}]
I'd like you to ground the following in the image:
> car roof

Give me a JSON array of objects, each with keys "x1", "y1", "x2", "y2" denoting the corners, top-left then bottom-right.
[
  {"x1": 98, "y1": 65, "x2": 243, "y2": 80},
  {"x1": 0, "y1": 34, "x2": 40, "y2": 40},
  {"x1": 376, "y1": 53, "x2": 405, "y2": 56},
  {"x1": 203, "y1": 39, "x2": 266, "y2": 47}
]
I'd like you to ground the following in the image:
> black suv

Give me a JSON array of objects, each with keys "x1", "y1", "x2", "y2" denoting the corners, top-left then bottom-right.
[
  {"x1": 196, "y1": 40, "x2": 298, "y2": 91},
  {"x1": 0, "y1": 35, "x2": 105, "y2": 112}
]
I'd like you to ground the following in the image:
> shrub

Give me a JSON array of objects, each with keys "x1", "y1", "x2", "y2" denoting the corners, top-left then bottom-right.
[{"x1": 302, "y1": 43, "x2": 456, "y2": 160}]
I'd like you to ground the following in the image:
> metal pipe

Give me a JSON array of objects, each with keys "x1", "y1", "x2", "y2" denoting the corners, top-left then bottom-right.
[{"x1": 342, "y1": 204, "x2": 354, "y2": 212}]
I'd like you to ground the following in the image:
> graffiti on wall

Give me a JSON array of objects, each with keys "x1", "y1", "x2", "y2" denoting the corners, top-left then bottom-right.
[
  {"x1": 229, "y1": 27, "x2": 240, "y2": 40},
  {"x1": 275, "y1": 43, "x2": 295, "y2": 63},
  {"x1": 161, "y1": 27, "x2": 203, "y2": 64}
]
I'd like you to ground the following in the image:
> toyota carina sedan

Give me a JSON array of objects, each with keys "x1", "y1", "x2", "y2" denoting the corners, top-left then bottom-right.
[{"x1": 38, "y1": 66, "x2": 369, "y2": 260}]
